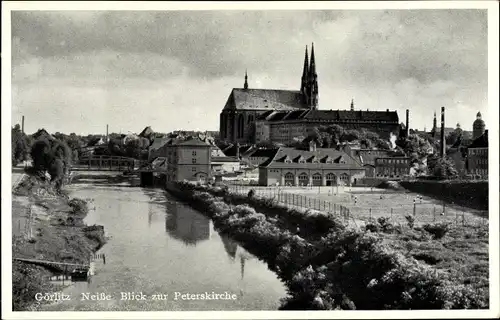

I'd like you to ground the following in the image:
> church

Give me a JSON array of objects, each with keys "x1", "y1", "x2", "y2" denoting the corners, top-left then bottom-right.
[{"x1": 219, "y1": 44, "x2": 400, "y2": 144}]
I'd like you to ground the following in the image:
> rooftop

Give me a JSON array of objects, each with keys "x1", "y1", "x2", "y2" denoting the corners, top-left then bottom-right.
[
  {"x1": 223, "y1": 88, "x2": 308, "y2": 111},
  {"x1": 260, "y1": 147, "x2": 364, "y2": 169}
]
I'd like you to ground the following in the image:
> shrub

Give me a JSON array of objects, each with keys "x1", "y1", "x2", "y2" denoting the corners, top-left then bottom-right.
[
  {"x1": 248, "y1": 189, "x2": 256, "y2": 199},
  {"x1": 423, "y1": 222, "x2": 450, "y2": 240},
  {"x1": 68, "y1": 198, "x2": 88, "y2": 215},
  {"x1": 405, "y1": 215, "x2": 415, "y2": 229},
  {"x1": 377, "y1": 217, "x2": 396, "y2": 233}
]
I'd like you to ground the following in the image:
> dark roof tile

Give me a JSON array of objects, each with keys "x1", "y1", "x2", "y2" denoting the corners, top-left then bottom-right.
[{"x1": 224, "y1": 88, "x2": 308, "y2": 111}]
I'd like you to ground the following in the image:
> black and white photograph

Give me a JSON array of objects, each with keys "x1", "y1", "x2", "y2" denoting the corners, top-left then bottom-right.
[{"x1": 2, "y1": 1, "x2": 499, "y2": 319}]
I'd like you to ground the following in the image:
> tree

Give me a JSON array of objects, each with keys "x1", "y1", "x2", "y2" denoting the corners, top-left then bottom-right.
[
  {"x1": 429, "y1": 156, "x2": 458, "y2": 179},
  {"x1": 11, "y1": 124, "x2": 31, "y2": 165},
  {"x1": 125, "y1": 139, "x2": 143, "y2": 159},
  {"x1": 31, "y1": 139, "x2": 52, "y2": 171}
]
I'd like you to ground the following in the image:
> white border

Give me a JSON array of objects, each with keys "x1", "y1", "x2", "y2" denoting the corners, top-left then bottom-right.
[{"x1": 2, "y1": 1, "x2": 499, "y2": 319}]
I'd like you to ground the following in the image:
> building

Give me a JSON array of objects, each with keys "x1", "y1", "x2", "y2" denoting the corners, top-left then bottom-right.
[
  {"x1": 219, "y1": 44, "x2": 320, "y2": 144},
  {"x1": 165, "y1": 137, "x2": 212, "y2": 183},
  {"x1": 245, "y1": 148, "x2": 280, "y2": 166},
  {"x1": 472, "y1": 112, "x2": 486, "y2": 140},
  {"x1": 148, "y1": 136, "x2": 171, "y2": 161},
  {"x1": 220, "y1": 44, "x2": 402, "y2": 145},
  {"x1": 467, "y1": 130, "x2": 488, "y2": 177},
  {"x1": 342, "y1": 145, "x2": 397, "y2": 178},
  {"x1": 255, "y1": 107, "x2": 400, "y2": 144},
  {"x1": 32, "y1": 128, "x2": 55, "y2": 141},
  {"x1": 139, "y1": 126, "x2": 155, "y2": 140},
  {"x1": 258, "y1": 143, "x2": 365, "y2": 186},
  {"x1": 374, "y1": 157, "x2": 411, "y2": 179}
]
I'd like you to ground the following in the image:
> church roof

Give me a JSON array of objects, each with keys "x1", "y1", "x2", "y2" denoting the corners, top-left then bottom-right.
[
  {"x1": 260, "y1": 109, "x2": 399, "y2": 123},
  {"x1": 223, "y1": 88, "x2": 307, "y2": 111}
]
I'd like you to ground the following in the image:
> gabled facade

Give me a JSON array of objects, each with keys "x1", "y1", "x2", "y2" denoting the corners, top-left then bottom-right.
[
  {"x1": 165, "y1": 137, "x2": 212, "y2": 183},
  {"x1": 258, "y1": 146, "x2": 365, "y2": 186}
]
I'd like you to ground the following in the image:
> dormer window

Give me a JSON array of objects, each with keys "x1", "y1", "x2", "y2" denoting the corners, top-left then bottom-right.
[
  {"x1": 284, "y1": 159, "x2": 292, "y2": 164},
  {"x1": 298, "y1": 159, "x2": 306, "y2": 163}
]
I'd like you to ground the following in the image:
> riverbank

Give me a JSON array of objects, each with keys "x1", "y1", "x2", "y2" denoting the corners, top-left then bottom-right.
[
  {"x1": 166, "y1": 181, "x2": 488, "y2": 310},
  {"x1": 12, "y1": 175, "x2": 107, "y2": 311}
]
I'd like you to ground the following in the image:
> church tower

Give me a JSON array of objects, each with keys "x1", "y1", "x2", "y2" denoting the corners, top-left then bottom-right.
[
  {"x1": 432, "y1": 112, "x2": 437, "y2": 139},
  {"x1": 300, "y1": 46, "x2": 309, "y2": 95},
  {"x1": 308, "y1": 43, "x2": 319, "y2": 110}
]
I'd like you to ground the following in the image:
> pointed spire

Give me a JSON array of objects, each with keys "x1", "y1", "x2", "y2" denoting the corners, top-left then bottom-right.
[
  {"x1": 309, "y1": 43, "x2": 316, "y2": 78},
  {"x1": 308, "y1": 42, "x2": 318, "y2": 109},
  {"x1": 244, "y1": 69, "x2": 248, "y2": 89},
  {"x1": 350, "y1": 99, "x2": 354, "y2": 111},
  {"x1": 300, "y1": 46, "x2": 309, "y2": 93}
]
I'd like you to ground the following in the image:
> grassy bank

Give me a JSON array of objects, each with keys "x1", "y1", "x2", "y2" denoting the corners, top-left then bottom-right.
[
  {"x1": 167, "y1": 181, "x2": 488, "y2": 310},
  {"x1": 12, "y1": 175, "x2": 107, "y2": 311}
]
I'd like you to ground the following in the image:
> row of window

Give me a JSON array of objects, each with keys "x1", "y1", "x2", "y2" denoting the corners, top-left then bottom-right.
[
  {"x1": 469, "y1": 148, "x2": 487, "y2": 155},
  {"x1": 281, "y1": 172, "x2": 349, "y2": 180},
  {"x1": 474, "y1": 159, "x2": 488, "y2": 166},
  {"x1": 377, "y1": 158, "x2": 408, "y2": 165}
]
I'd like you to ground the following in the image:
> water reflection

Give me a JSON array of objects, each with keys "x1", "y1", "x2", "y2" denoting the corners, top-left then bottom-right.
[
  {"x1": 165, "y1": 201, "x2": 211, "y2": 246},
  {"x1": 221, "y1": 235, "x2": 238, "y2": 259},
  {"x1": 220, "y1": 236, "x2": 252, "y2": 280}
]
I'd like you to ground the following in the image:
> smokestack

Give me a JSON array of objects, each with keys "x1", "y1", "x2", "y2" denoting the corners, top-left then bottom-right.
[
  {"x1": 405, "y1": 109, "x2": 409, "y2": 137},
  {"x1": 21, "y1": 116, "x2": 25, "y2": 134},
  {"x1": 440, "y1": 107, "x2": 446, "y2": 157},
  {"x1": 106, "y1": 124, "x2": 109, "y2": 142}
]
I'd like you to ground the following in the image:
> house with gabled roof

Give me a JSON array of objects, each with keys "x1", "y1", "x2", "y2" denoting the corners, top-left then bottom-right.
[
  {"x1": 164, "y1": 136, "x2": 212, "y2": 183},
  {"x1": 258, "y1": 142, "x2": 365, "y2": 186}
]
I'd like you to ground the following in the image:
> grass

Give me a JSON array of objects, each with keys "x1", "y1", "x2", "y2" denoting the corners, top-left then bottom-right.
[
  {"x1": 227, "y1": 185, "x2": 488, "y2": 227},
  {"x1": 11, "y1": 174, "x2": 107, "y2": 310},
  {"x1": 168, "y1": 181, "x2": 489, "y2": 310}
]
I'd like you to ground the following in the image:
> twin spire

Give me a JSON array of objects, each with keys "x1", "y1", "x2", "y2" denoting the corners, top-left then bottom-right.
[
  {"x1": 300, "y1": 43, "x2": 318, "y2": 109},
  {"x1": 243, "y1": 43, "x2": 319, "y2": 110}
]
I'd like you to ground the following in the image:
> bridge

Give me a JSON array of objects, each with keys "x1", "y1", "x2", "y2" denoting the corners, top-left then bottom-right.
[
  {"x1": 73, "y1": 155, "x2": 147, "y2": 172},
  {"x1": 13, "y1": 257, "x2": 88, "y2": 271}
]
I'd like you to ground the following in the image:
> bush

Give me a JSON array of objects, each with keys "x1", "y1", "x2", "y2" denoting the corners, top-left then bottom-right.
[
  {"x1": 248, "y1": 189, "x2": 256, "y2": 199},
  {"x1": 405, "y1": 215, "x2": 415, "y2": 229},
  {"x1": 68, "y1": 198, "x2": 88, "y2": 215},
  {"x1": 423, "y1": 222, "x2": 450, "y2": 240}
]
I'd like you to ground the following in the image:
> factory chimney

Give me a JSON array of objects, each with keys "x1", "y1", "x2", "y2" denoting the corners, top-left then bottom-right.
[
  {"x1": 21, "y1": 116, "x2": 25, "y2": 134},
  {"x1": 405, "y1": 109, "x2": 409, "y2": 137},
  {"x1": 440, "y1": 107, "x2": 446, "y2": 157}
]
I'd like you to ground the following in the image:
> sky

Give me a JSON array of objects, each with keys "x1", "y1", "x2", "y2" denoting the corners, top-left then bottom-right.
[{"x1": 11, "y1": 9, "x2": 489, "y2": 135}]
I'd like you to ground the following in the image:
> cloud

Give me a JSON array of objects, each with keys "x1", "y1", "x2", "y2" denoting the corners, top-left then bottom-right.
[{"x1": 10, "y1": 10, "x2": 489, "y2": 133}]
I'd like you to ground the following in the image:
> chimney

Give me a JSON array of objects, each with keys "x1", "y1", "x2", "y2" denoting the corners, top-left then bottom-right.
[
  {"x1": 106, "y1": 124, "x2": 109, "y2": 142},
  {"x1": 405, "y1": 109, "x2": 410, "y2": 137},
  {"x1": 440, "y1": 107, "x2": 446, "y2": 157},
  {"x1": 21, "y1": 116, "x2": 25, "y2": 134}
]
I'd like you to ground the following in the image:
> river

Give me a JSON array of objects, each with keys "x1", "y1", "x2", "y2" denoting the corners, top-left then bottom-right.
[{"x1": 41, "y1": 177, "x2": 286, "y2": 311}]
